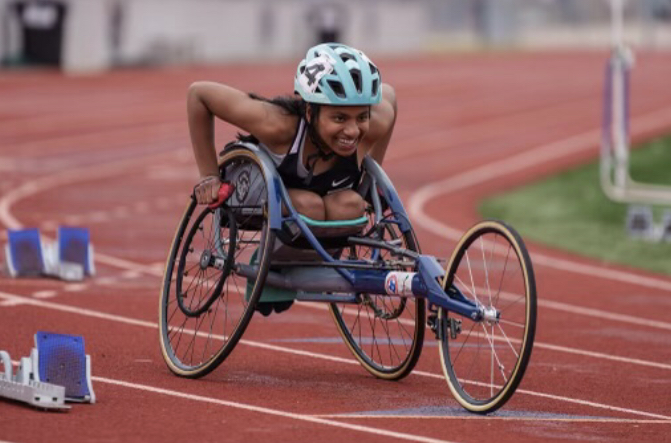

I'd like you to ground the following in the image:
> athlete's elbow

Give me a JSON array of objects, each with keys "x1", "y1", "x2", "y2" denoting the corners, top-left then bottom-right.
[
  {"x1": 381, "y1": 83, "x2": 397, "y2": 117},
  {"x1": 188, "y1": 82, "x2": 209, "y2": 104},
  {"x1": 188, "y1": 82, "x2": 217, "y2": 118}
]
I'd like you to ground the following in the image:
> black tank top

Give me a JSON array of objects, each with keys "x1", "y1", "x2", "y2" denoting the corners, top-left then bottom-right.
[{"x1": 273, "y1": 119, "x2": 361, "y2": 197}]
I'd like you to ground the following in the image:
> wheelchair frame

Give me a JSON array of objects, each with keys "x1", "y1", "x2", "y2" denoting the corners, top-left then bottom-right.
[{"x1": 217, "y1": 144, "x2": 486, "y2": 322}]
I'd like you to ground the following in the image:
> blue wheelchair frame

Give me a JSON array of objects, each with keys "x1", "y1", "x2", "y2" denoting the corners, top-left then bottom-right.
[{"x1": 227, "y1": 144, "x2": 485, "y2": 322}]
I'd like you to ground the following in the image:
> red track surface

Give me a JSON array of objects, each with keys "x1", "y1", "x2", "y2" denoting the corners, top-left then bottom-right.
[{"x1": 1, "y1": 52, "x2": 671, "y2": 442}]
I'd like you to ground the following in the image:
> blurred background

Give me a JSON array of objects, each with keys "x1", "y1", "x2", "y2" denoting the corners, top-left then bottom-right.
[{"x1": 1, "y1": 0, "x2": 671, "y2": 73}]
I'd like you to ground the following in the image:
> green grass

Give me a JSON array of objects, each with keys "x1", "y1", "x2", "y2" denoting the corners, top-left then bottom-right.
[{"x1": 479, "y1": 136, "x2": 671, "y2": 276}]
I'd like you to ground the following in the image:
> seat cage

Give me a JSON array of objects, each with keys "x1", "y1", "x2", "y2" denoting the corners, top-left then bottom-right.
[
  {"x1": 224, "y1": 143, "x2": 412, "y2": 270},
  {"x1": 218, "y1": 143, "x2": 482, "y2": 320}
]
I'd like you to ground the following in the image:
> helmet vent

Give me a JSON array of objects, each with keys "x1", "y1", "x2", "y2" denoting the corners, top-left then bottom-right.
[
  {"x1": 350, "y1": 69, "x2": 362, "y2": 93},
  {"x1": 339, "y1": 53, "x2": 355, "y2": 63},
  {"x1": 369, "y1": 63, "x2": 378, "y2": 75},
  {"x1": 371, "y1": 79, "x2": 379, "y2": 97},
  {"x1": 327, "y1": 80, "x2": 346, "y2": 98}
]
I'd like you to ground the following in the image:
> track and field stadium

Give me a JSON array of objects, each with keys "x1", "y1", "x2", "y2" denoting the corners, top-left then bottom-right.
[{"x1": 1, "y1": 1, "x2": 671, "y2": 442}]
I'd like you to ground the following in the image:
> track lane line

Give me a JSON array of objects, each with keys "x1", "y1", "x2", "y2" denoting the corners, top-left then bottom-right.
[
  {"x1": 0, "y1": 290, "x2": 668, "y2": 421},
  {"x1": 408, "y1": 105, "x2": 671, "y2": 293},
  {"x1": 5, "y1": 352, "x2": 457, "y2": 443},
  {"x1": 310, "y1": 415, "x2": 671, "y2": 424},
  {"x1": 295, "y1": 302, "x2": 671, "y2": 371},
  {"x1": 92, "y1": 377, "x2": 459, "y2": 443}
]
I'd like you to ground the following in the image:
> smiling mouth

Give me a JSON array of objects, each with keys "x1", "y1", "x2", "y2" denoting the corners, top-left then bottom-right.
[{"x1": 336, "y1": 138, "x2": 357, "y2": 149}]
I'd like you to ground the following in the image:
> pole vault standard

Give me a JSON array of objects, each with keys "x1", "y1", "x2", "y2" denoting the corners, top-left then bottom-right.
[{"x1": 601, "y1": 0, "x2": 671, "y2": 206}]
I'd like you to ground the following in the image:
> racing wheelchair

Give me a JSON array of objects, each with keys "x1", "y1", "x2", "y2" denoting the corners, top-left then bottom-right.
[{"x1": 158, "y1": 143, "x2": 536, "y2": 413}]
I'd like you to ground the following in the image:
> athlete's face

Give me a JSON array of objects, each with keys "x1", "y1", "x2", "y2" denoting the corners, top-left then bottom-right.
[{"x1": 312, "y1": 105, "x2": 370, "y2": 156}]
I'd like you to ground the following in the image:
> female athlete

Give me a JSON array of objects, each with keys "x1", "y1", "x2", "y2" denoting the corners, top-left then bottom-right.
[{"x1": 188, "y1": 43, "x2": 397, "y2": 221}]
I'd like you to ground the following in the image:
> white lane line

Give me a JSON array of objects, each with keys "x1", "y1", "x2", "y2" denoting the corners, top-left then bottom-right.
[
  {"x1": 94, "y1": 376, "x2": 457, "y2": 443},
  {"x1": 311, "y1": 414, "x2": 671, "y2": 424},
  {"x1": 538, "y1": 297, "x2": 671, "y2": 331},
  {"x1": 296, "y1": 302, "x2": 671, "y2": 371},
  {"x1": 408, "y1": 106, "x2": 671, "y2": 293},
  {"x1": 0, "y1": 290, "x2": 668, "y2": 421},
  {"x1": 478, "y1": 286, "x2": 671, "y2": 331},
  {"x1": 37, "y1": 198, "x2": 178, "y2": 230},
  {"x1": 121, "y1": 270, "x2": 142, "y2": 279},
  {"x1": 31, "y1": 290, "x2": 57, "y2": 299},
  {"x1": 96, "y1": 253, "x2": 162, "y2": 276},
  {"x1": 0, "y1": 149, "x2": 184, "y2": 230},
  {"x1": 63, "y1": 283, "x2": 88, "y2": 292},
  {"x1": 4, "y1": 111, "x2": 668, "y2": 327},
  {"x1": 409, "y1": 368, "x2": 671, "y2": 420},
  {"x1": 95, "y1": 277, "x2": 119, "y2": 285},
  {"x1": 0, "y1": 299, "x2": 26, "y2": 307}
]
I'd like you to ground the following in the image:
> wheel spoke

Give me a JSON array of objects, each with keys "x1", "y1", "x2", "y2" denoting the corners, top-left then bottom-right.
[
  {"x1": 440, "y1": 222, "x2": 535, "y2": 412},
  {"x1": 480, "y1": 236, "x2": 494, "y2": 307},
  {"x1": 496, "y1": 323, "x2": 520, "y2": 358},
  {"x1": 330, "y1": 212, "x2": 424, "y2": 378}
]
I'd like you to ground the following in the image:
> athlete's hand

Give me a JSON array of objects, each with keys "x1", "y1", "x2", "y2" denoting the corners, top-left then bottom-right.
[{"x1": 194, "y1": 175, "x2": 221, "y2": 204}]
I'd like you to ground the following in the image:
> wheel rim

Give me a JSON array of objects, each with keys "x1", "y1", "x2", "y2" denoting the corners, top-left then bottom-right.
[
  {"x1": 440, "y1": 222, "x2": 535, "y2": 411},
  {"x1": 174, "y1": 207, "x2": 236, "y2": 317}
]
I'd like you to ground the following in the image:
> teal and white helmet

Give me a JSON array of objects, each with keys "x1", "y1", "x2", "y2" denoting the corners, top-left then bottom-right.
[{"x1": 294, "y1": 43, "x2": 381, "y2": 106}]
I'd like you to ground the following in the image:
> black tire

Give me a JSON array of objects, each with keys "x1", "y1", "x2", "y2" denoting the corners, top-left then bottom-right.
[
  {"x1": 438, "y1": 220, "x2": 536, "y2": 413},
  {"x1": 158, "y1": 149, "x2": 275, "y2": 378},
  {"x1": 329, "y1": 210, "x2": 425, "y2": 380}
]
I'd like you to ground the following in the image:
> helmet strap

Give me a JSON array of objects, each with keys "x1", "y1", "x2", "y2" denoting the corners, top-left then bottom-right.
[{"x1": 304, "y1": 104, "x2": 335, "y2": 186}]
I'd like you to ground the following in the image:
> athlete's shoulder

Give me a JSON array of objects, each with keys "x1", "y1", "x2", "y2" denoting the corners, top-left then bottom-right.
[
  {"x1": 366, "y1": 84, "x2": 397, "y2": 142},
  {"x1": 257, "y1": 112, "x2": 302, "y2": 154}
]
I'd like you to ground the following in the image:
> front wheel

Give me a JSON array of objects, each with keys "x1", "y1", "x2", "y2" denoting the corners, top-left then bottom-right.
[{"x1": 438, "y1": 220, "x2": 536, "y2": 413}]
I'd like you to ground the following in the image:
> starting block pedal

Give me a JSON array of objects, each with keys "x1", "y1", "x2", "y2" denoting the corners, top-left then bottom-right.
[
  {"x1": 4, "y1": 228, "x2": 47, "y2": 278},
  {"x1": 3, "y1": 226, "x2": 95, "y2": 281},
  {"x1": 33, "y1": 331, "x2": 95, "y2": 403},
  {"x1": 57, "y1": 226, "x2": 95, "y2": 277},
  {"x1": 0, "y1": 350, "x2": 69, "y2": 411}
]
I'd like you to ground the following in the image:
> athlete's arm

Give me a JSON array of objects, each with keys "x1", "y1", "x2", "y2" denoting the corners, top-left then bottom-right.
[
  {"x1": 364, "y1": 83, "x2": 397, "y2": 165},
  {"x1": 187, "y1": 81, "x2": 290, "y2": 203}
]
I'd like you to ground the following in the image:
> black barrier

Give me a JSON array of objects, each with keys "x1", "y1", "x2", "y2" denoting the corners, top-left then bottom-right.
[{"x1": 10, "y1": 0, "x2": 67, "y2": 66}]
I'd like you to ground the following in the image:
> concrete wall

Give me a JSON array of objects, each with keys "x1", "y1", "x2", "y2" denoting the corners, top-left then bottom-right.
[{"x1": 2, "y1": 0, "x2": 671, "y2": 74}]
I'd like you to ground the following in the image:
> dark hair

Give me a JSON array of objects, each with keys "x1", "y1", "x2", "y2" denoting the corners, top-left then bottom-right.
[{"x1": 236, "y1": 93, "x2": 321, "y2": 143}]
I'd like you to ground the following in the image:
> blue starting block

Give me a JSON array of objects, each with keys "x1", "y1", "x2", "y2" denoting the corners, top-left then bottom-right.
[
  {"x1": 56, "y1": 226, "x2": 95, "y2": 277},
  {"x1": 33, "y1": 331, "x2": 95, "y2": 403},
  {"x1": 3, "y1": 226, "x2": 95, "y2": 281},
  {"x1": 0, "y1": 331, "x2": 95, "y2": 410},
  {"x1": 4, "y1": 228, "x2": 46, "y2": 277}
]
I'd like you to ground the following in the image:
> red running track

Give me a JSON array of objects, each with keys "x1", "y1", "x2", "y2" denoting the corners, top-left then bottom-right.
[{"x1": 1, "y1": 52, "x2": 671, "y2": 442}]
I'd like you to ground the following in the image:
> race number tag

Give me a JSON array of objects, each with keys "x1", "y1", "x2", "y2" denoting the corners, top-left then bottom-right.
[
  {"x1": 385, "y1": 272, "x2": 415, "y2": 296},
  {"x1": 298, "y1": 54, "x2": 334, "y2": 94}
]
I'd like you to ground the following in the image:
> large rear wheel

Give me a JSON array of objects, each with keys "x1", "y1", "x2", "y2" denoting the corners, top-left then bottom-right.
[{"x1": 158, "y1": 149, "x2": 275, "y2": 378}]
